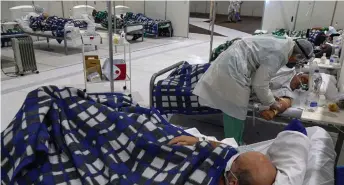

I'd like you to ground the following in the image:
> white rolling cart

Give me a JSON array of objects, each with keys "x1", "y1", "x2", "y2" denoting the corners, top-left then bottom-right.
[{"x1": 81, "y1": 34, "x2": 132, "y2": 97}]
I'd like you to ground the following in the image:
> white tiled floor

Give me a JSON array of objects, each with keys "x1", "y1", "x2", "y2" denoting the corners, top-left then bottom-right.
[
  {"x1": 1, "y1": 32, "x2": 229, "y2": 129},
  {"x1": 189, "y1": 17, "x2": 251, "y2": 38},
  {"x1": 1, "y1": 23, "x2": 343, "y2": 165}
]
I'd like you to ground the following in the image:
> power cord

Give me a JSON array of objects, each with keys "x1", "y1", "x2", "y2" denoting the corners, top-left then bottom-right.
[{"x1": 1, "y1": 61, "x2": 18, "y2": 77}]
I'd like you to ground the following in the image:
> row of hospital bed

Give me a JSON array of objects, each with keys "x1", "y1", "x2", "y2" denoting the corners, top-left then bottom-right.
[{"x1": 4, "y1": 4, "x2": 173, "y2": 55}]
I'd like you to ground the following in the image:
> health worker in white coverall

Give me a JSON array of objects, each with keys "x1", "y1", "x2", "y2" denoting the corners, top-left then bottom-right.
[{"x1": 193, "y1": 35, "x2": 314, "y2": 141}]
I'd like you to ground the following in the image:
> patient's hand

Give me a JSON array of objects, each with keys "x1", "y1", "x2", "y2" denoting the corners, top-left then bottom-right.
[
  {"x1": 261, "y1": 97, "x2": 292, "y2": 120},
  {"x1": 168, "y1": 136, "x2": 199, "y2": 146},
  {"x1": 260, "y1": 110, "x2": 276, "y2": 120}
]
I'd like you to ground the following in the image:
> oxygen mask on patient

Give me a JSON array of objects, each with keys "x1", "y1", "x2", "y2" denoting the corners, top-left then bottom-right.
[{"x1": 296, "y1": 73, "x2": 308, "y2": 92}]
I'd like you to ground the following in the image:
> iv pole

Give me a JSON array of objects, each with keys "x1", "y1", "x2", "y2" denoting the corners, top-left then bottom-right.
[
  {"x1": 209, "y1": 0, "x2": 216, "y2": 62},
  {"x1": 107, "y1": 1, "x2": 114, "y2": 92}
]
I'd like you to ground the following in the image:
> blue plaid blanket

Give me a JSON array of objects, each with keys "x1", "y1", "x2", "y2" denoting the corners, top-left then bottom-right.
[
  {"x1": 29, "y1": 14, "x2": 87, "y2": 43},
  {"x1": 124, "y1": 12, "x2": 172, "y2": 37},
  {"x1": 153, "y1": 62, "x2": 221, "y2": 115},
  {"x1": 1, "y1": 86, "x2": 236, "y2": 185}
]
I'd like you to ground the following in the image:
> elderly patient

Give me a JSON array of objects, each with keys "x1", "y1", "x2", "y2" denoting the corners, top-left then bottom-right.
[
  {"x1": 258, "y1": 67, "x2": 309, "y2": 120},
  {"x1": 168, "y1": 119, "x2": 310, "y2": 185},
  {"x1": 169, "y1": 135, "x2": 277, "y2": 185}
]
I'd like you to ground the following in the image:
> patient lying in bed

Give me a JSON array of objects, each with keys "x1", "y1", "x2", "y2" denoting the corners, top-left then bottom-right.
[
  {"x1": 169, "y1": 136, "x2": 277, "y2": 185},
  {"x1": 258, "y1": 66, "x2": 341, "y2": 120},
  {"x1": 169, "y1": 119, "x2": 312, "y2": 185},
  {"x1": 1, "y1": 86, "x2": 334, "y2": 185},
  {"x1": 258, "y1": 67, "x2": 309, "y2": 120}
]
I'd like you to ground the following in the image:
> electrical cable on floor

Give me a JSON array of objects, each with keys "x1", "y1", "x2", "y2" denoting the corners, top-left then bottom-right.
[{"x1": 1, "y1": 65, "x2": 18, "y2": 77}]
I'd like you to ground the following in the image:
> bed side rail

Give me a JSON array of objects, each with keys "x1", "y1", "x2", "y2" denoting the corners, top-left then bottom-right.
[{"x1": 149, "y1": 61, "x2": 185, "y2": 108}]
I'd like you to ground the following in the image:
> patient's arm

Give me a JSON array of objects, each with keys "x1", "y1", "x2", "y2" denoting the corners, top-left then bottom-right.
[
  {"x1": 168, "y1": 135, "x2": 221, "y2": 148},
  {"x1": 260, "y1": 97, "x2": 292, "y2": 120}
]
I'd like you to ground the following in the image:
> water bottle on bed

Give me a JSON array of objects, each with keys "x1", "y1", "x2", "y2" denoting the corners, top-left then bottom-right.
[{"x1": 307, "y1": 70, "x2": 322, "y2": 112}]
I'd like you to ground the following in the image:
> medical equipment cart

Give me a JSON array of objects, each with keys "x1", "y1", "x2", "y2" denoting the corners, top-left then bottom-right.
[{"x1": 81, "y1": 34, "x2": 132, "y2": 97}]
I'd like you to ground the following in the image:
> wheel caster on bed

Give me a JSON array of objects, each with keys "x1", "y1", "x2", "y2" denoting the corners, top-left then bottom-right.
[
  {"x1": 34, "y1": 71, "x2": 39, "y2": 74},
  {"x1": 20, "y1": 74, "x2": 24, "y2": 76},
  {"x1": 123, "y1": 86, "x2": 127, "y2": 90},
  {"x1": 128, "y1": 94, "x2": 132, "y2": 97},
  {"x1": 83, "y1": 89, "x2": 87, "y2": 92}
]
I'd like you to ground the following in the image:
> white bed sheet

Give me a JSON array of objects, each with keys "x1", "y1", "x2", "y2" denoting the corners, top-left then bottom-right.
[
  {"x1": 248, "y1": 126, "x2": 336, "y2": 185},
  {"x1": 126, "y1": 24, "x2": 143, "y2": 33},
  {"x1": 185, "y1": 126, "x2": 335, "y2": 185}
]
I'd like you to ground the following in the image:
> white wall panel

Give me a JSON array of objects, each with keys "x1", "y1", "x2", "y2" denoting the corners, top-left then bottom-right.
[
  {"x1": 190, "y1": 1, "x2": 263, "y2": 17},
  {"x1": 310, "y1": 1, "x2": 336, "y2": 28},
  {"x1": 332, "y1": 1, "x2": 344, "y2": 29},
  {"x1": 113, "y1": 1, "x2": 124, "y2": 6},
  {"x1": 237, "y1": 1, "x2": 264, "y2": 17},
  {"x1": 1, "y1": 1, "x2": 15, "y2": 21},
  {"x1": 13, "y1": 1, "x2": 32, "y2": 6},
  {"x1": 295, "y1": 1, "x2": 314, "y2": 30},
  {"x1": 216, "y1": 1, "x2": 229, "y2": 15},
  {"x1": 252, "y1": 1, "x2": 264, "y2": 17},
  {"x1": 145, "y1": 1, "x2": 166, "y2": 20},
  {"x1": 166, "y1": 1, "x2": 189, "y2": 37},
  {"x1": 189, "y1": 1, "x2": 197, "y2": 13},
  {"x1": 193, "y1": 1, "x2": 207, "y2": 13},
  {"x1": 262, "y1": 1, "x2": 298, "y2": 32},
  {"x1": 205, "y1": 1, "x2": 211, "y2": 14},
  {"x1": 62, "y1": 1, "x2": 75, "y2": 18},
  {"x1": 92, "y1": 1, "x2": 107, "y2": 11},
  {"x1": 34, "y1": 1, "x2": 63, "y2": 17},
  {"x1": 124, "y1": 1, "x2": 144, "y2": 14}
]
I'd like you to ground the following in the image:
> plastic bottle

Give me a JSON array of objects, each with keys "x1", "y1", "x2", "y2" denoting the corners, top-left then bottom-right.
[
  {"x1": 313, "y1": 69, "x2": 322, "y2": 93},
  {"x1": 308, "y1": 60, "x2": 319, "y2": 92},
  {"x1": 306, "y1": 69, "x2": 322, "y2": 112},
  {"x1": 330, "y1": 54, "x2": 339, "y2": 64},
  {"x1": 120, "y1": 31, "x2": 126, "y2": 44},
  {"x1": 307, "y1": 92, "x2": 318, "y2": 112},
  {"x1": 320, "y1": 53, "x2": 327, "y2": 64}
]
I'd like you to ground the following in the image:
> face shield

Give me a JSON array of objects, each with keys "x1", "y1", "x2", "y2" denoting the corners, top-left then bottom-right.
[
  {"x1": 294, "y1": 39, "x2": 315, "y2": 64},
  {"x1": 287, "y1": 39, "x2": 314, "y2": 68}
]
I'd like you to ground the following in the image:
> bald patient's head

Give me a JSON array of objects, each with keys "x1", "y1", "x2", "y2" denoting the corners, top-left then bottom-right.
[{"x1": 228, "y1": 152, "x2": 276, "y2": 185}]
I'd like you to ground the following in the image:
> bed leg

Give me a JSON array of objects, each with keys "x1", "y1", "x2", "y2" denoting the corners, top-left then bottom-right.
[
  {"x1": 64, "y1": 37, "x2": 67, "y2": 55},
  {"x1": 47, "y1": 38, "x2": 50, "y2": 49},
  {"x1": 335, "y1": 126, "x2": 344, "y2": 165}
]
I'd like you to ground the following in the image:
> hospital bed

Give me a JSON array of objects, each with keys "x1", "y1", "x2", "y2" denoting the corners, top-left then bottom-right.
[
  {"x1": 73, "y1": 5, "x2": 144, "y2": 42},
  {"x1": 1, "y1": 85, "x2": 343, "y2": 184},
  {"x1": 185, "y1": 126, "x2": 342, "y2": 185},
  {"x1": 149, "y1": 61, "x2": 344, "y2": 165},
  {"x1": 9, "y1": 5, "x2": 102, "y2": 55}
]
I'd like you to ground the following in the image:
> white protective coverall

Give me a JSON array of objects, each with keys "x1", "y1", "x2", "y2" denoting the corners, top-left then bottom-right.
[{"x1": 193, "y1": 36, "x2": 295, "y2": 120}]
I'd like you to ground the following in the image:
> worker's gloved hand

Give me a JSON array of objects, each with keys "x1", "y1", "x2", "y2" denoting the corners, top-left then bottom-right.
[
  {"x1": 168, "y1": 136, "x2": 199, "y2": 146},
  {"x1": 270, "y1": 101, "x2": 284, "y2": 112}
]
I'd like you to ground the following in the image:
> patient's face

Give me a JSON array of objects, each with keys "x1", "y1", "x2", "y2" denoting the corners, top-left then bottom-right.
[
  {"x1": 229, "y1": 152, "x2": 276, "y2": 185},
  {"x1": 290, "y1": 74, "x2": 309, "y2": 90}
]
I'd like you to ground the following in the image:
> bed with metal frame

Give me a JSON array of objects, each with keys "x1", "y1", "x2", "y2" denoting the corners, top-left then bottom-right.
[{"x1": 149, "y1": 61, "x2": 344, "y2": 166}]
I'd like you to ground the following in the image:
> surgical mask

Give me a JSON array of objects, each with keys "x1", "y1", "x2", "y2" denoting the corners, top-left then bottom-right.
[
  {"x1": 225, "y1": 146, "x2": 254, "y2": 172},
  {"x1": 237, "y1": 145, "x2": 255, "y2": 154},
  {"x1": 225, "y1": 153, "x2": 240, "y2": 172}
]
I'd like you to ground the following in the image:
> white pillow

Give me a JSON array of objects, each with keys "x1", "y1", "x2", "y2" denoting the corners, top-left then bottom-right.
[
  {"x1": 320, "y1": 73, "x2": 338, "y2": 100},
  {"x1": 267, "y1": 131, "x2": 311, "y2": 185}
]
